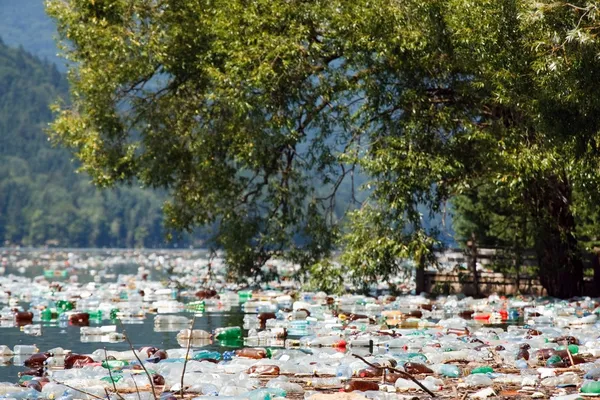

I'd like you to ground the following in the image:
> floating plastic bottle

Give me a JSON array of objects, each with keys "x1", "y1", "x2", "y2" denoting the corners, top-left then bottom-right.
[
  {"x1": 21, "y1": 324, "x2": 41, "y2": 336},
  {"x1": 581, "y1": 380, "x2": 600, "y2": 394},
  {"x1": 344, "y1": 380, "x2": 379, "y2": 392},
  {"x1": 101, "y1": 360, "x2": 129, "y2": 369},
  {"x1": 436, "y1": 364, "x2": 460, "y2": 378},
  {"x1": 470, "y1": 366, "x2": 493, "y2": 374},
  {"x1": 14, "y1": 345, "x2": 38, "y2": 355},
  {"x1": 214, "y1": 326, "x2": 242, "y2": 340},
  {"x1": 192, "y1": 350, "x2": 222, "y2": 361},
  {"x1": 154, "y1": 315, "x2": 190, "y2": 325}
]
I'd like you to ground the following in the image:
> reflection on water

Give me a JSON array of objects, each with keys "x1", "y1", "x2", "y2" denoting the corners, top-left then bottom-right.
[{"x1": 0, "y1": 308, "x2": 245, "y2": 382}]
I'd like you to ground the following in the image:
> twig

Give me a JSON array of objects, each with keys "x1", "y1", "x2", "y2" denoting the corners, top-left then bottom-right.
[
  {"x1": 564, "y1": 340, "x2": 574, "y2": 367},
  {"x1": 132, "y1": 374, "x2": 142, "y2": 400},
  {"x1": 116, "y1": 319, "x2": 158, "y2": 400},
  {"x1": 460, "y1": 390, "x2": 470, "y2": 400},
  {"x1": 352, "y1": 353, "x2": 436, "y2": 397},
  {"x1": 104, "y1": 347, "x2": 126, "y2": 400},
  {"x1": 54, "y1": 379, "x2": 105, "y2": 400},
  {"x1": 180, "y1": 315, "x2": 196, "y2": 398}
]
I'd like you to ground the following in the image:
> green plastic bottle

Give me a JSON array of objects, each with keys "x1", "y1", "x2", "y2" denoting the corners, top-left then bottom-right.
[
  {"x1": 109, "y1": 308, "x2": 119, "y2": 319},
  {"x1": 238, "y1": 291, "x2": 252, "y2": 303},
  {"x1": 17, "y1": 375, "x2": 33, "y2": 385},
  {"x1": 41, "y1": 308, "x2": 53, "y2": 321},
  {"x1": 192, "y1": 350, "x2": 222, "y2": 361},
  {"x1": 56, "y1": 300, "x2": 74, "y2": 312},
  {"x1": 101, "y1": 374, "x2": 123, "y2": 383},
  {"x1": 581, "y1": 380, "x2": 600, "y2": 394},
  {"x1": 546, "y1": 355, "x2": 564, "y2": 367},
  {"x1": 185, "y1": 301, "x2": 205, "y2": 312},
  {"x1": 87, "y1": 310, "x2": 102, "y2": 320},
  {"x1": 214, "y1": 326, "x2": 242, "y2": 340},
  {"x1": 470, "y1": 366, "x2": 493, "y2": 374},
  {"x1": 102, "y1": 360, "x2": 129, "y2": 370},
  {"x1": 218, "y1": 338, "x2": 243, "y2": 348},
  {"x1": 557, "y1": 344, "x2": 579, "y2": 354}
]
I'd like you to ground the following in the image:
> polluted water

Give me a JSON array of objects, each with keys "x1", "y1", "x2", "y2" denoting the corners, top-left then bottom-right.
[{"x1": 2, "y1": 250, "x2": 600, "y2": 398}]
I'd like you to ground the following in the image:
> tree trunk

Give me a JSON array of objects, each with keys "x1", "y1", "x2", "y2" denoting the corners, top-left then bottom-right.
[
  {"x1": 514, "y1": 214, "x2": 527, "y2": 294},
  {"x1": 532, "y1": 176, "x2": 583, "y2": 298},
  {"x1": 415, "y1": 253, "x2": 426, "y2": 294},
  {"x1": 592, "y1": 248, "x2": 600, "y2": 297},
  {"x1": 468, "y1": 232, "x2": 481, "y2": 297}
]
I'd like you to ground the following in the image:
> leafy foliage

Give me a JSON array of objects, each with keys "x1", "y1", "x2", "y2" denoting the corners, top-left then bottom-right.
[{"x1": 46, "y1": 0, "x2": 600, "y2": 295}]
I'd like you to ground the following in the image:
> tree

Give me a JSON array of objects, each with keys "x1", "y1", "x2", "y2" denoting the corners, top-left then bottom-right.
[
  {"x1": 47, "y1": 0, "x2": 600, "y2": 296},
  {"x1": 339, "y1": 0, "x2": 600, "y2": 298},
  {"x1": 452, "y1": 182, "x2": 535, "y2": 294}
]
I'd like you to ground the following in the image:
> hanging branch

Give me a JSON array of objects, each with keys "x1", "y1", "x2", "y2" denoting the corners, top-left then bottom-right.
[
  {"x1": 103, "y1": 347, "x2": 126, "y2": 400},
  {"x1": 117, "y1": 319, "x2": 158, "y2": 400},
  {"x1": 53, "y1": 380, "x2": 105, "y2": 400},
  {"x1": 352, "y1": 353, "x2": 436, "y2": 397},
  {"x1": 180, "y1": 315, "x2": 197, "y2": 397}
]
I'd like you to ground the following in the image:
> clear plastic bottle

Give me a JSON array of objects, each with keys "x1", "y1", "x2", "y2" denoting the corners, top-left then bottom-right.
[
  {"x1": 465, "y1": 374, "x2": 493, "y2": 387},
  {"x1": 306, "y1": 377, "x2": 343, "y2": 388},
  {"x1": 154, "y1": 315, "x2": 189, "y2": 325},
  {"x1": 14, "y1": 345, "x2": 38, "y2": 355},
  {"x1": 80, "y1": 325, "x2": 116, "y2": 336},
  {"x1": 265, "y1": 376, "x2": 304, "y2": 394},
  {"x1": 435, "y1": 364, "x2": 461, "y2": 378},
  {"x1": 541, "y1": 372, "x2": 580, "y2": 387},
  {"x1": 336, "y1": 364, "x2": 353, "y2": 379}
]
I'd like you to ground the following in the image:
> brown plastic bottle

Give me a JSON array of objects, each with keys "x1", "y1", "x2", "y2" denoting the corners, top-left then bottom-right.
[
  {"x1": 571, "y1": 355, "x2": 585, "y2": 365},
  {"x1": 236, "y1": 348, "x2": 268, "y2": 359},
  {"x1": 26, "y1": 380, "x2": 42, "y2": 392},
  {"x1": 344, "y1": 380, "x2": 380, "y2": 392},
  {"x1": 552, "y1": 335, "x2": 579, "y2": 345},
  {"x1": 152, "y1": 350, "x2": 168, "y2": 360},
  {"x1": 536, "y1": 348, "x2": 556, "y2": 360},
  {"x1": 69, "y1": 313, "x2": 90, "y2": 325},
  {"x1": 517, "y1": 348, "x2": 530, "y2": 361},
  {"x1": 20, "y1": 367, "x2": 45, "y2": 378},
  {"x1": 24, "y1": 353, "x2": 50, "y2": 368},
  {"x1": 552, "y1": 349, "x2": 570, "y2": 359},
  {"x1": 246, "y1": 365, "x2": 280, "y2": 375},
  {"x1": 152, "y1": 374, "x2": 165, "y2": 385},
  {"x1": 358, "y1": 365, "x2": 382, "y2": 378},
  {"x1": 258, "y1": 312, "x2": 276, "y2": 329},
  {"x1": 404, "y1": 362, "x2": 433, "y2": 374},
  {"x1": 15, "y1": 312, "x2": 33, "y2": 323},
  {"x1": 139, "y1": 346, "x2": 159, "y2": 358},
  {"x1": 458, "y1": 310, "x2": 474, "y2": 319},
  {"x1": 385, "y1": 372, "x2": 403, "y2": 384},
  {"x1": 64, "y1": 353, "x2": 94, "y2": 369}
]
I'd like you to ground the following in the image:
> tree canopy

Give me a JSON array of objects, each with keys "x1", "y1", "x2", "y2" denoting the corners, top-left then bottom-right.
[{"x1": 48, "y1": 0, "x2": 600, "y2": 296}]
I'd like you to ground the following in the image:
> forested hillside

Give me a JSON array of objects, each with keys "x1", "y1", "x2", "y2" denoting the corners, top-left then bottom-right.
[
  {"x1": 0, "y1": 39, "x2": 191, "y2": 248},
  {"x1": 0, "y1": 0, "x2": 64, "y2": 69}
]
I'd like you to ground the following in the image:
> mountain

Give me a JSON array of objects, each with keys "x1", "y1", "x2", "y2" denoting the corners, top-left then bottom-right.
[
  {"x1": 0, "y1": 39, "x2": 198, "y2": 248},
  {"x1": 0, "y1": 0, "x2": 64, "y2": 70}
]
